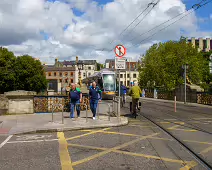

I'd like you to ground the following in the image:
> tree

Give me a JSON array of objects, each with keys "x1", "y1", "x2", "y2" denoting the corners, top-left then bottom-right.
[
  {"x1": 0, "y1": 48, "x2": 48, "y2": 93},
  {"x1": 138, "y1": 40, "x2": 207, "y2": 91},
  {"x1": 97, "y1": 62, "x2": 104, "y2": 71}
]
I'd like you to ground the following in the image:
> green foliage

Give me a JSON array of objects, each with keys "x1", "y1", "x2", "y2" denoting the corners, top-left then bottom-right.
[
  {"x1": 0, "y1": 48, "x2": 48, "y2": 93},
  {"x1": 97, "y1": 62, "x2": 104, "y2": 71},
  {"x1": 138, "y1": 40, "x2": 208, "y2": 91}
]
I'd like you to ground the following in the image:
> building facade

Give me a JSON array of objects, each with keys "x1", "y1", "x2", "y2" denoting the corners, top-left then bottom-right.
[
  {"x1": 187, "y1": 37, "x2": 212, "y2": 52},
  {"x1": 105, "y1": 59, "x2": 140, "y2": 86},
  {"x1": 44, "y1": 57, "x2": 97, "y2": 92}
]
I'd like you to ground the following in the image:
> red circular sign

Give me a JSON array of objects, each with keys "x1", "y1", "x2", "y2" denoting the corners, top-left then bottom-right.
[{"x1": 114, "y1": 45, "x2": 126, "y2": 58}]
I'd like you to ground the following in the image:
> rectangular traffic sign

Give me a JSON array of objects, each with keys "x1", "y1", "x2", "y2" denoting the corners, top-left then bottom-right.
[{"x1": 115, "y1": 57, "x2": 126, "y2": 69}]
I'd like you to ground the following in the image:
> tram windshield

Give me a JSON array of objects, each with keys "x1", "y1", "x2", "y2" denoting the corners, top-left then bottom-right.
[{"x1": 102, "y1": 74, "x2": 115, "y2": 91}]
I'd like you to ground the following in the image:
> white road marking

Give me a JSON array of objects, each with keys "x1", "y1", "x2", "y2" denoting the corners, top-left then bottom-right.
[
  {"x1": 7, "y1": 138, "x2": 58, "y2": 144},
  {"x1": 0, "y1": 135, "x2": 13, "y2": 148},
  {"x1": 16, "y1": 135, "x2": 52, "y2": 141}
]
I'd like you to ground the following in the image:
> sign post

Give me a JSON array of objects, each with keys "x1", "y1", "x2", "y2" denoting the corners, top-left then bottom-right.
[{"x1": 114, "y1": 44, "x2": 126, "y2": 118}]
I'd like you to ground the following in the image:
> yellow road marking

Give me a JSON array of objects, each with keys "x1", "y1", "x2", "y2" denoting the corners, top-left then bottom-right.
[
  {"x1": 199, "y1": 145, "x2": 212, "y2": 155},
  {"x1": 171, "y1": 129, "x2": 197, "y2": 132},
  {"x1": 160, "y1": 122, "x2": 170, "y2": 124},
  {"x1": 174, "y1": 122, "x2": 184, "y2": 125},
  {"x1": 68, "y1": 143, "x2": 194, "y2": 166},
  {"x1": 66, "y1": 128, "x2": 111, "y2": 141},
  {"x1": 183, "y1": 140, "x2": 212, "y2": 145},
  {"x1": 57, "y1": 132, "x2": 73, "y2": 170},
  {"x1": 180, "y1": 161, "x2": 198, "y2": 170},
  {"x1": 149, "y1": 137, "x2": 173, "y2": 141},
  {"x1": 72, "y1": 133, "x2": 159, "y2": 166},
  {"x1": 168, "y1": 125, "x2": 180, "y2": 130}
]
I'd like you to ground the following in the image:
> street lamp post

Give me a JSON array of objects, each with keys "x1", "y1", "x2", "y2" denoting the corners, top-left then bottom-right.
[{"x1": 182, "y1": 64, "x2": 189, "y2": 104}]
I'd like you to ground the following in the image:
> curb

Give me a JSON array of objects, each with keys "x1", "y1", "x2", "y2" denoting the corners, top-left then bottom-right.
[{"x1": 9, "y1": 118, "x2": 129, "y2": 135}]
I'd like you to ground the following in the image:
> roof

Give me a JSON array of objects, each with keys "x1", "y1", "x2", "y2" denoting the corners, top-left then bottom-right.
[
  {"x1": 44, "y1": 66, "x2": 75, "y2": 71},
  {"x1": 61, "y1": 60, "x2": 97, "y2": 65}
]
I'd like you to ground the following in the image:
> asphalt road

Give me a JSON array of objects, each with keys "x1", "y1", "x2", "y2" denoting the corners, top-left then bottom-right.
[
  {"x1": 0, "y1": 100, "x2": 211, "y2": 170},
  {"x1": 133, "y1": 99, "x2": 212, "y2": 168}
]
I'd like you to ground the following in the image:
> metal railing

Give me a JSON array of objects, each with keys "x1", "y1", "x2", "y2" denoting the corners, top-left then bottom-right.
[
  {"x1": 51, "y1": 103, "x2": 88, "y2": 123},
  {"x1": 51, "y1": 103, "x2": 64, "y2": 124},
  {"x1": 97, "y1": 102, "x2": 112, "y2": 121}
]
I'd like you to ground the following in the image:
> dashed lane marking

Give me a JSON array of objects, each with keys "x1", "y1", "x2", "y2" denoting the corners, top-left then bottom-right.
[
  {"x1": 168, "y1": 125, "x2": 180, "y2": 130},
  {"x1": 57, "y1": 132, "x2": 73, "y2": 170},
  {"x1": 193, "y1": 118, "x2": 212, "y2": 120},
  {"x1": 128, "y1": 125, "x2": 158, "y2": 128},
  {"x1": 71, "y1": 133, "x2": 159, "y2": 166},
  {"x1": 0, "y1": 135, "x2": 13, "y2": 149},
  {"x1": 66, "y1": 128, "x2": 111, "y2": 141}
]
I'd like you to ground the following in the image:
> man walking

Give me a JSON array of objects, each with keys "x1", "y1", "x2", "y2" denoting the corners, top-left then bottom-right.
[
  {"x1": 89, "y1": 82, "x2": 102, "y2": 120},
  {"x1": 128, "y1": 81, "x2": 142, "y2": 118},
  {"x1": 120, "y1": 83, "x2": 127, "y2": 105},
  {"x1": 69, "y1": 83, "x2": 82, "y2": 119}
]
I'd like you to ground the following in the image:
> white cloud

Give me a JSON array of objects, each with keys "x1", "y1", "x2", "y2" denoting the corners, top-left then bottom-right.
[
  {"x1": 210, "y1": 14, "x2": 212, "y2": 19},
  {"x1": 0, "y1": 0, "x2": 209, "y2": 63}
]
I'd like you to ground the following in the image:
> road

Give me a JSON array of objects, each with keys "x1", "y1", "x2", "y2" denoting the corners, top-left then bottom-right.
[{"x1": 0, "y1": 100, "x2": 211, "y2": 170}]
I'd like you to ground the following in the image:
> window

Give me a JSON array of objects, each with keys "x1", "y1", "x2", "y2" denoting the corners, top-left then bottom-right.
[
  {"x1": 133, "y1": 74, "x2": 136, "y2": 78},
  {"x1": 120, "y1": 74, "x2": 123, "y2": 78},
  {"x1": 64, "y1": 72, "x2": 68, "y2": 76},
  {"x1": 88, "y1": 72, "x2": 91, "y2": 76},
  {"x1": 83, "y1": 73, "x2": 86, "y2": 77},
  {"x1": 54, "y1": 72, "x2": 56, "y2": 76},
  {"x1": 127, "y1": 74, "x2": 130, "y2": 78},
  {"x1": 60, "y1": 79, "x2": 62, "y2": 83},
  {"x1": 70, "y1": 72, "x2": 73, "y2": 76},
  {"x1": 88, "y1": 66, "x2": 91, "y2": 70},
  {"x1": 48, "y1": 72, "x2": 51, "y2": 76},
  {"x1": 127, "y1": 81, "x2": 130, "y2": 86},
  {"x1": 71, "y1": 79, "x2": 73, "y2": 83},
  {"x1": 60, "y1": 72, "x2": 62, "y2": 77},
  {"x1": 65, "y1": 79, "x2": 68, "y2": 83}
]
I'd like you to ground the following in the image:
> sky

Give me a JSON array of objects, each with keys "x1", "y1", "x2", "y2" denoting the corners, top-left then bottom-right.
[{"x1": 0, "y1": 0, "x2": 211, "y2": 64}]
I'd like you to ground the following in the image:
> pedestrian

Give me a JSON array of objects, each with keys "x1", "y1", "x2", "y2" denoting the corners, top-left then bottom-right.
[
  {"x1": 120, "y1": 83, "x2": 127, "y2": 104},
  {"x1": 89, "y1": 83, "x2": 92, "y2": 89},
  {"x1": 128, "y1": 81, "x2": 142, "y2": 118},
  {"x1": 69, "y1": 83, "x2": 82, "y2": 119},
  {"x1": 89, "y1": 81, "x2": 102, "y2": 120}
]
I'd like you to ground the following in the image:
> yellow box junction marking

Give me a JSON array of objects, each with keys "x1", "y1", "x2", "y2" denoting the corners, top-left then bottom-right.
[
  {"x1": 71, "y1": 133, "x2": 159, "y2": 166},
  {"x1": 168, "y1": 125, "x2": 180, "y2": 130},
  {"x1": 57, "y1": 132, "x2": 73, "y2": 170},
  {"x1": 199, "y1": 145, "x2": 212, "y2": 155},
  {"x1": 180, "y1": 161, "x2": 198, "y2": 170},
  {"x1": 68, "y1": 140, "x2": 197, "y2": 169},
  {"x1": 66, "y1": 128, "x2": 111, "y2": 141}
]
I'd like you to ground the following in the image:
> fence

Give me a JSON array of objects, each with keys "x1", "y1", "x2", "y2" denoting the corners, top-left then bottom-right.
[
  {"x1": 144, "y1": 90, "x2": 212, "y2": 106},
  {"x1": 34, "y1": 93, "x2": 90, "y2": 113}
]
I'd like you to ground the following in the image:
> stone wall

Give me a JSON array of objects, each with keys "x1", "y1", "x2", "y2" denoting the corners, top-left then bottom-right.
[{"x1": 0, "y1": 94, "x2": 8, "y2": 109}]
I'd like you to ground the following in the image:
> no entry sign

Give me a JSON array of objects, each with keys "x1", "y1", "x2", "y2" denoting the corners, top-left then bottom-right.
[{"x1": 114, "y1": 44, "x2": 126, "y2": 58}]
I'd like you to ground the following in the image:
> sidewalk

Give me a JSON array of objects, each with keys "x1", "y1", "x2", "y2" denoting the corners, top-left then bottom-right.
[{"x1": 0, "y1": 111, "x2": 128, "y2": 135}]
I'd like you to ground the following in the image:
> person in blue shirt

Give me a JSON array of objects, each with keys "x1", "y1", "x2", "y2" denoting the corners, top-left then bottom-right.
[
  {"x1": 89, "y1": 82, "x2": 102, "y2": 120},
  {"x1": 69, "y1": 83, "x2": 82, "y2": 119},
  {"x1": 120, "y1": 83, "x2": 127, "y2": 104}
]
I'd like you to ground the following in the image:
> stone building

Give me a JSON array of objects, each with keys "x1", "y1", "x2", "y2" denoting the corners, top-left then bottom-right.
[{"x1": 187, "y1": 37, "x2": 212, "y2": 52}]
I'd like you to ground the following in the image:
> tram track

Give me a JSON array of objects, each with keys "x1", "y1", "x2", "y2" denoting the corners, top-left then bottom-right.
[{"x1": 140, "y1": 113, "x2": 212, "y2": 170}]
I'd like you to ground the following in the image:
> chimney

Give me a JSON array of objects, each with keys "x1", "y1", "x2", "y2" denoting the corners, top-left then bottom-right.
[{"x1": 55, "y1": 58, "x2": 58, "y2": 63}]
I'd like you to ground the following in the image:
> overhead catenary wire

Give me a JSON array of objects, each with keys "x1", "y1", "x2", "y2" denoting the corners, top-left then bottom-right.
[
  {"x1": 126, "y1": 0, "x2": 212, "y2": 49},
  {"x1": 100, "y1": 0, "x2": 157, "y2": 52}
]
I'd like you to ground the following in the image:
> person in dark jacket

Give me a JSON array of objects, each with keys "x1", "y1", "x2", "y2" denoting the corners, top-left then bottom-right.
[
  {"x1": 120, "y1": 83, "x2": 127, "y2": 104},
  {"x1": 89, "y1": 82, "x2": 102, "y2": 120},
  {"x1": 69, "y1": 83, "x2": 82, "y2": 119}
]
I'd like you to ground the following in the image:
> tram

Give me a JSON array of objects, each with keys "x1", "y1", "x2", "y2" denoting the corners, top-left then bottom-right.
[{"x1": 82, "y1": 69, "x2": 116, "y2": 99}]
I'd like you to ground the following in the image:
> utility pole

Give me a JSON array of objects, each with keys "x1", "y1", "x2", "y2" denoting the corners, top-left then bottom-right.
[{"x1": 183, "y1": 64, "x2": 188, "y2": 104}]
